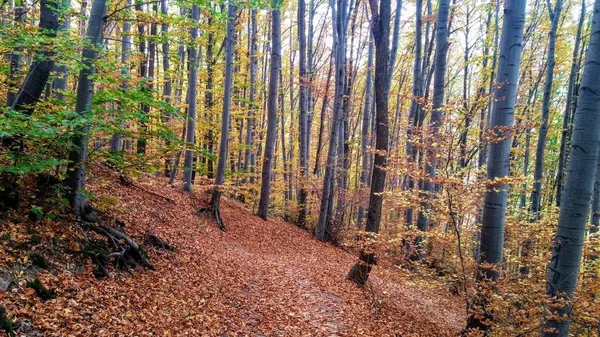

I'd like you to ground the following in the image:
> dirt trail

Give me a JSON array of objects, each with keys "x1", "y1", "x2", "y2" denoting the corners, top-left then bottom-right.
[{"x1": 4, "y1": 170, "x2": 464, "y2": 336}]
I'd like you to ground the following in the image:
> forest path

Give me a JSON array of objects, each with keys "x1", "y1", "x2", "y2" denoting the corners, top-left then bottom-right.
[{"x1": 16, "y1": 168, "x2": 464, "y2": 336}]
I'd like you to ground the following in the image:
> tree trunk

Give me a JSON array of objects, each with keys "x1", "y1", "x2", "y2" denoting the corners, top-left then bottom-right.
[
  {"x1": 297, "y1": 0, "x2": 309, "y2": 228},
  {"x1": 346, "y1": 0, "x2": 391, "y2": 285},
  {"x1": 316, "y1": 0, "x2": 347, "y2": 242},
  {"x1": 65, "y1": 0, "x2": 108, "y2": 215},
  {"x1": 9, "y1": 0, "x2": 59, "y2": 115},
  {"x1": 257, "y1": 0, "x2": 282, "y2": 220},
  {"x1": 135, "y1": 1, "x2": 149, "y2": 155},
  {"x1": 161, "y1": 0, "x2": 173, "y2": 176},
  {"x1": 467, "y1": 0, "x2": 526, "y2": 332},
  {"x1": 243, "y1": 9, "x2": 258, "y2": 183},
  {"x1": 543, "y1": 2, "x2": 600, "y2": 335},
  {"x1": 404, "y1": 0, "x2": 422, "y2": 227},
  {"x1": 357, "y1": 33, "x2": 374, "y2": 228},
  {"x1": 182, "y1": 5, "x2": 200, "y2": 192},
  {"x1": 530, "y1": 0, "x2": 563, "y2": 219},
  {"x1": 556, "y1": 0, "x2": 586, "y2": 207},
  {"x1": 415, "y1": 0, "x2": 450, "y2": 241},
  {"x1": 210, "y1": 2, "x2": 236, "y2": 231},
  {"x1": 110, "y1": 0, "x2": 133, "y2": 153}
]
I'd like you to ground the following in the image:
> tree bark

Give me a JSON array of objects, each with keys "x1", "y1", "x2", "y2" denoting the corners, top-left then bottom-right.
[
  {"x1": 210, "y1": 2, "x2": 237, "y2": 231},
  {"x1": 182, "y1": 5, "x2": 200, "y2": 192},
  {"x1": 297, "y1": 0, "x2": 310, "y2": 228},
  {"x1": 467, "y1": 0, "x2": 526, "y2": 332},
  {"x1": 65, "y1": 0, "x2": 108, "y2": 216},
  {"x1": 346, "y1": 0, "x2": 390, "y2": 285},
  {"x1": 530, "y1": 0, "x2": 563, "y2": 219},
  {"x1": 556, "y1": 0, "x2": 585, "y2": 207},
  {"x1": 257, "y1": 0, "x2": 282, "y2": 220},
  {"x1": 543, "y1": 2, "x2": 600, "y2": 335}
]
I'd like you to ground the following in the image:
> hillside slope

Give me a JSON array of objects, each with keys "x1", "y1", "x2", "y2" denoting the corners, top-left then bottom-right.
[{"x1": 1, "y1": 168, "x2": 464, "y2": 336}]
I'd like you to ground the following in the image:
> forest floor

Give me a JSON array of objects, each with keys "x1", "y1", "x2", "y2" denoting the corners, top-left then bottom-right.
[{"x1": 0, "y1": 167, "x2": 464, "y2": 336}]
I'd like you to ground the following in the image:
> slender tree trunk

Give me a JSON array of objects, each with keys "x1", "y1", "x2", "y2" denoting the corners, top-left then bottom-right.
[
  {"x1": 316, "y1": 0, "x2": 347, "y2": 242},
  {"x1": 205, "y1": 14, "x2": 215, "y2": 179},
  {"x1": 257, "y1": 0, "x2": 282, "y2": 220},
  {"x1": 357, "y1": 33, "x2": 374, "y2": 228},
  {"x1": 210, "y1": 2, "x2": 236, "y2": 231},
  {"x1": 135, "y1": 1, "x2": 149, "y2": 155},
  {"x1": 467, "y1": 0, "x2": 526, "y2": 332},
  {"x1": 313, "y1": 53, "x2": 333, "y2": 177},
  {"x1": 243, "y1": 9, "x2": 258, "y2": 183},
  {"x1": 543, "y1": 3, "x2": 600, "y2": 335},
  {"x1": 65, "y1": 0, "x2": 108, "y2": 216},
  {"x1": 347, "y1": 0, "x2": 391, "y2": 286},
  {"x1": 52, "y1": 0, "x2": 71, "y2": 99},
  {"x1": 415, "y1": 0, "x2": 450, "y2": 241},
  {"x1": 297, "y1": 0, "x2": 310, "y2": 228},
  {"x1": 110, "y1": 0, "x2": 133, "y2": 152},
  {"x1": 530, "y1": 0, "x2": 563, "y2": 219},
  {"x1": 161, "y1": 0, "x2": 172, "y2": 176},
  {"x1": 404, "y1": 0, "x2": 422, "y2": 227},
  {"x1": 182, "y1": 5, "x2": 200, "y2": 192},
  {"x1": 556, "y1": 0, "x2": 586, "y2": 207}
]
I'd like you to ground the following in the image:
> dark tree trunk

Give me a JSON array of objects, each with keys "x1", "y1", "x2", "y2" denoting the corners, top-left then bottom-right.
[
  {"x1": 346, "y1": 0, "x2": 391, "y2": 286},
  {"x1": 182, "y1": 5, "x2": 200, "y2": 192},
  {"x1": 243, "y1": 9, "x2": 258, "y2": 183},
  {"x1": 297, "y1": 0, "x2": 310, "y2": 228},
  {"x1": 135, "y1": 1, "x2": 149, "y2": 155},
  {"x1": 257, "y1": 0, "x2": 282, "y2": 220},
  {"x1": 210, "y1": 2, "x2": 237, "y2": 231}
]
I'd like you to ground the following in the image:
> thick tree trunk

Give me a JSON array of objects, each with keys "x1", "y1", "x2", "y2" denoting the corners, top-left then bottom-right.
[
  {"x1": 9, "y1": 0, "x2": 59, "y2": 115},
  {"x1": 556, "y1": 0, "x2": 586, "y2": 207},
  {"x1": 346, "y1": 0, "x2": 390, "y2": 285},
  {"x1": 210, "y1": 2, "x2": 236, "y2": 231},
  {"x1": 205, "y1": 14, "x2": 215, "y2": 179},
  {"x1": 182, "y1": 5, "x2": 200, "y2": 192},
  {"x1": 467, "y1": 0, "x2": 526, "y2": 332},
  {"x1": 530, "y1": 0, "x2": 563, "y2": 219},
  {"x1": 65, "y1": 0, "x2": 108, "y2": 216},
  {"x1": 543, "y1": 2, "x2": 600, "y2": 335},
  {"x1": 257, "y1": 0, "x2": 282, "y2": 220}
]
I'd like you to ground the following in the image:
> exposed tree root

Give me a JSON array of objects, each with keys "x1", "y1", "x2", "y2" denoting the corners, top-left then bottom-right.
[
  {"x1": 143, "y1": 233, "x2": 176, "y2": 251},
  {"x1": 72, "y1": 206, "x2": 158, "y2": 278}
]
